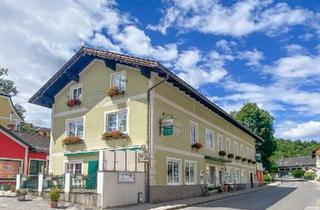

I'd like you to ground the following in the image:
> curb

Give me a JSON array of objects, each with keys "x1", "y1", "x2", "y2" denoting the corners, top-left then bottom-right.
[{"x1": 162, "y1": 185, "x2": 272, "y2": 210}]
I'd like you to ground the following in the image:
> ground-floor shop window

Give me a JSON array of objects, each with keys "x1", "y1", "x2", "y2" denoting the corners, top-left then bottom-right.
[
  {"x1": 65, "y1": 162, "x2": 82, "y2": 175},
  {"x1": 167, "y1": 158, "x2": 181, "y2": 185},
  {"x1": 235, "y1": 169, "x2": 240, "y2": 184},
  {"x1": 185, "y1": 160, "x2": 196, "y2": 184}
]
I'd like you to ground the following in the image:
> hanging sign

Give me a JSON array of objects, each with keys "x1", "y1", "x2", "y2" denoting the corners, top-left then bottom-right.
[{"x1": 160, "y1": 115, "x2": 174, "y2": 136}]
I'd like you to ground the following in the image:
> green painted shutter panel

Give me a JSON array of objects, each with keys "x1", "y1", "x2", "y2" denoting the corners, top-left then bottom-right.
[{"x1": 86, "y1": 160, "x2": 98, "y2": 189}]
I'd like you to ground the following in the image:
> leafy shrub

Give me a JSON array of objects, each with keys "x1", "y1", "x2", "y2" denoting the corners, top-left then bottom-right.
[
  {"x1": 292, "y1": 169, "x2": 304, "y2": 178},
  {"x1": 16, "y1": 189, "x2": 27, "y2": 196},
  {"x1": 263, "y1": 174, "x2": 271, "y2": 183},
  {"x1": 49, "y1": 188, "x2": 60, "y2": 202},
  {"x1": 304, "y1": 171, "x2": 316, "y2": 180}
]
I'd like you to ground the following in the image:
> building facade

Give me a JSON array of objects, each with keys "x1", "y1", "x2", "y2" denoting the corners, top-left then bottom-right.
[
  {"x1": 276, "y1": 156, "x2": 316, "y2": 178},
  {"x1": 30, "y1": 47, "x2": 263, "y2": 203},
  {"x1": 0, "y1": 90, "x2": 23, "y2": 129},
  {"x1": 0, "y1": 125, "x2": 49, "y2": 185}
]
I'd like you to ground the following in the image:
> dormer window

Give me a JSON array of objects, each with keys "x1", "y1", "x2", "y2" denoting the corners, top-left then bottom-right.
[
  {"x1": 111, "y1": 72, "x2": 126, "y2": 92},
  {"x1": 70, "y1": 84, "x2": 82, "y2": 101}
]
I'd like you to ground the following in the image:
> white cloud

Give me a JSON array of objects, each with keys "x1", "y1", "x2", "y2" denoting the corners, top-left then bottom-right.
[
  {"x1": 238, "y1": 49, "x2": 264, "y2": 67},
  {"x1": 276, "y1": 120, "x2": 320, "y2": 140},
  {"x1": 172, "y1": 49, "x2": 228, "y2": 88},
  {"x1": 284, "y1": 44, "x2": 307, "y2": 55},
  {"x1": 265, "y1": 55, "x2": 320, "y2": 79},
  {"x1": 149, "y1": 0, "x2": 312, "y2": 37},
  {"x1": 0, "y1": 0, "x2": 179, "y2": 127}
]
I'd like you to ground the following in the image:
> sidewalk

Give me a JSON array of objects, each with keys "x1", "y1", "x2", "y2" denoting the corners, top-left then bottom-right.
[{"x1": 108, "y1": 184, "x2": 278, "y2": 210}]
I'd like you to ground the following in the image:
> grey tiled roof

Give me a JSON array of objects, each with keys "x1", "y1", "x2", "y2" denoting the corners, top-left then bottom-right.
[
  {"x1": 276, "y1": 156, "x2": 316, "y2": 168},
  {"x1": 10, "y1": 130, "x2": 50, "y2": 153}
]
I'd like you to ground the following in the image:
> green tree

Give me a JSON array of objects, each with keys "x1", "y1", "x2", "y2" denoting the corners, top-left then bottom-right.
[
  {"x1": 231, "y1": 103, "x2": 276, "y2": 170},
  {"x1": 0, "y1": 68, "x2": 26, "y2": 119},
  {"x1": 0, "y1": 68, "x2": 18, "y2": 96}
]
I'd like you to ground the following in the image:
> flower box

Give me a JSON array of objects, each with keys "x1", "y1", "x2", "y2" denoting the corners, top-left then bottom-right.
[
  {"x1": 242, "y1": 158, "x2": 247, "y2": 162},
  {"x1": 219, "y1": 150, "x2": 226, "y2": 156},
  {"x1": 107, "y1": 87, "x2": 125, "y2": 97},
  {"x1": 102, "y1": 131, "x2": 127, "y2": 140},
  {"x1": 63, "y1": 136, "x2": 82, "y2": 145},
  {"x1": 235, "y1": 155, "x2": 242, "y2": 160},
  {"x1": 66, "y1": 98, "x2": 81, "y2": 107},
  {"x1": 227, "y1": 153, "x2": 234, "y2": 159},
  {"x1": 191, "y1": 142, "x2": 203, "y2": 149}
]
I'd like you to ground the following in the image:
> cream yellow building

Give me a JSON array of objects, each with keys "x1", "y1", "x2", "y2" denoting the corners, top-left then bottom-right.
[
  {"x1": 0, "y1": 90, "x2": 23, "y2": 128},
  {"x1": 30, "y1": 47, "x2": 263, "y2": 202}
]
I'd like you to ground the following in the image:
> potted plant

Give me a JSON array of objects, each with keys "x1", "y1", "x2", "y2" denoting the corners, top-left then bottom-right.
[
  {"x1": 16, "y1": 189, "x2": 27, "y2": 201},
  {"x1": 107, "y1": 87, "x2": 125, "y2": 97},
  {"x1": 66, "y1": 98, "x2": 81, "y2": 108},
  {"x1": 219, "y1": 150, "x2": 226, "y2": 156},
  {"x1": 101, "y1": 131, "x2": 127, "y2": 140},
  {"x1": 242, "y1": 157, "x2": 247, "y2": 162},
  {"x1": 248, "y1": 159, "x2": 252, "y2": 163},
  {"x1": 49, "y1": 187, "x2": 60, "y2": 208},
  {"x1": 227, "y1": 153, "x2": 234, "y2": 159},
  {"x1": 252, "y1": 161, "x2": 256, "y2": 164},
  {"x1": 235, "y1": 155, "x2": 241, "y2": 160},
  {"x1": 191, "y1": 142, "x2": 203, "y2": 149},
  {"x1": 63, "y1": 136, "x2": 82, "y2": 145}
]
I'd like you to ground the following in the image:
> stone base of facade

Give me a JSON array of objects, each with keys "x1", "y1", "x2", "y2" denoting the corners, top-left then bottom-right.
[{"x1": 149, "y1": 184, "x2": 205, "y2": 203}]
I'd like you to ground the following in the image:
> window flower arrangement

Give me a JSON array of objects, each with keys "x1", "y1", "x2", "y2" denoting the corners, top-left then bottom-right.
[
  {"x1": 252, "y1": 161, "x2": 256, "y2": 164},
  {"x1": 235, "y1": 155, "x2": 242, "y2": 160},
  {"x1": 102, "y1": 130, "x2": 127, "y2": 140},
  {"x1": 66, "y1": 98, "x2": 81, "y2": 107},
  {"x1": 247, "y1": 159, "x2": 252, "y2": 163},
  {"x1": 63, "y1": 136, "x2": 82, "y2": 145},
  {"x1": 219, "y1": 150, "x2": 227, "y2": 156},
  {"x1": 107, "y1": 87, "x2": 125, "y2": 97},
  {"x1": 191, "y1": 142, "x2": 203, "y2": 149},
  {"x1": 242, "y1": 157, "x2": 247, "y2": 162},
  {"x1": 227, "y1": 153, "x2": 235, "y2": 159}
]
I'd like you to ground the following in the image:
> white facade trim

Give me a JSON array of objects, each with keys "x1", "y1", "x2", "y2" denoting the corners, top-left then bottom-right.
[
  {"x1": 155, "y1": 144, "x2": 204, "y2": 159},
  {"x1": 103, "y1": 93, "x2": 147, "y2": 107},
  {"x1": 54, "y1": 107, "x2": 88, "y2": 118}
]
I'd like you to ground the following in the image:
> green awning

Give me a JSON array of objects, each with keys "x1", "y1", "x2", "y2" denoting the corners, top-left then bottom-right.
[{"x1": 64, "y1": 151, "x2": 98, "y2": 157}]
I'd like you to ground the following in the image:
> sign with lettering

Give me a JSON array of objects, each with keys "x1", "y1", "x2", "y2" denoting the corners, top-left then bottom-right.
[{"x1": 0, "y1": 160, "x2": 20, "y2": 179}]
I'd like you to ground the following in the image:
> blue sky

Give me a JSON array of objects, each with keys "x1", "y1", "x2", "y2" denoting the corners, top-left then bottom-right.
[{"x1": 0, "y1": 0, "x2": 320, "y2": 140}]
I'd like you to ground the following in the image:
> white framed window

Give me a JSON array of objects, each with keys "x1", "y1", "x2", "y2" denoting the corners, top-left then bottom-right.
[
  {"x1": 185, "y1": 160, "x2": 196, "y2": 185},
  {"x1": 226, "y1": 138, "x2": 231, "y2": 154},
  {"x1": 235, "y1": 168, "x2": 240, "y2": 184},
  {"x1": 167, "y1": 158, "x2": 181, "y2": 185},
  {"x1": 65, "y1": 162, "x2": 82, "y2": 175},
  {"x1": 234, "y1": 142, "x2": 239, "y2": 156},
  {"x1": 218, "y1": 134, "x2": 224, "y2": 151},
  {"x1": 66, "y1": 118, "x2": 84, "y2": 139},
  {"x1": 106, "y1": 109, "x2": 128, "y2": 133},
  {"x1": 205, "y1": 128, "x2": 214, "y2": 149},
  {"x1": 111, "y1": 71, "x2": 126, "y2": 92},
  {"x1": 70, "y1": 84, "x2": 82, "y2": 100},
  {"x1": 190, "y1": 122, "x2": 198, "y2": 144}
]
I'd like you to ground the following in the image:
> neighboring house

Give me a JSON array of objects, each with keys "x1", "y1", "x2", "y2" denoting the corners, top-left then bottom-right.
[
  {"x1": 276, "y1": 156, "x2": 316, "y2": 177},
  {"x1": 0, "y1": 125, "x2": 50, "y2": 185},
  {"x1": 312, "y1": 146, "x2": 320, "y2": 180},
  {"x1": 29, "y1": 47, "x2": 263, "y2": 203},
  {"x1": 0, "y1": 90, "x2": 23, "y2": 129}
]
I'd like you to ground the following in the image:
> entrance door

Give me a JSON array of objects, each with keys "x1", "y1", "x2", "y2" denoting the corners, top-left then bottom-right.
[
  {"x1": 207, "y1": 166, "x2": 216, "y2": 186},
  {"x1": 250, "y1": 173, "x2": 253, "y2": 188},
  {"x1": 86, "y1": 160, "x2": 98, "y2": 189}
]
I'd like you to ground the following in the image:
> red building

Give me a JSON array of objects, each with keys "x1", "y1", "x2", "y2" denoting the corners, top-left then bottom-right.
[{"x1": 0, "y1": 125, "x2": 50, "y2": 185}]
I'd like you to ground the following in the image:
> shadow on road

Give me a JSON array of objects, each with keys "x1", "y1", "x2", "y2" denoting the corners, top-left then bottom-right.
[{"x1": 197, "y1": 186, "x2": 297, "y2": 210}]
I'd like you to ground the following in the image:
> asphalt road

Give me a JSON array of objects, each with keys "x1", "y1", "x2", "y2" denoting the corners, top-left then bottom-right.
[{"x1": 184, "y1": 182, "x2": 320, "y2": 210}]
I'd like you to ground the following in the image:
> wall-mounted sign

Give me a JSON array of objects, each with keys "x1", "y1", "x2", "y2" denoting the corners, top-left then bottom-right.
[
  {"x1": 256, "y1": 153, "x2": 262, "y2": 161},
  {"x1": 0, "y1": 160, "x2": 21, "y2": 179},
  {"x1": 118, "y1": 171, "x2": 135, "y2": 183},
  {"x1": 138, "y1": 153, "x2": 150, "y2": 162},
  {"x1": 160, "y1": 113, "x2": 184, "y2": 137}
]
